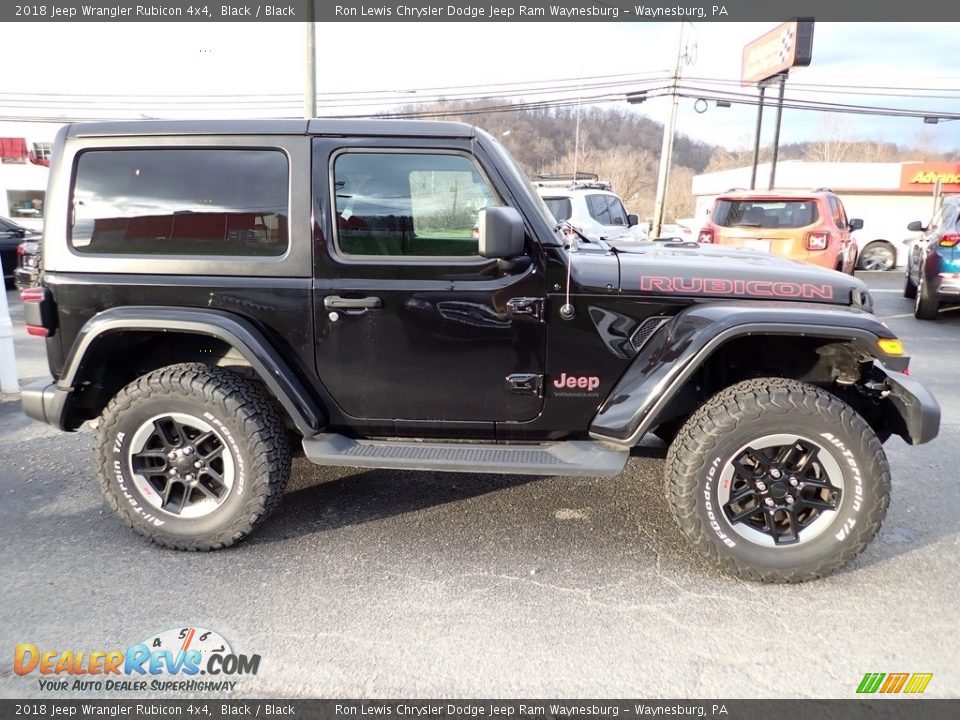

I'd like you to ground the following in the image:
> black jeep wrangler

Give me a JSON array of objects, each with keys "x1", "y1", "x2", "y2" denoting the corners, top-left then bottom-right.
[{"x1": 20, "y1": 120, "x2": 940, "y2": 582}]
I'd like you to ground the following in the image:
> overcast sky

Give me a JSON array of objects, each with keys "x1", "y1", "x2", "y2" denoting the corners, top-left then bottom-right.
[{"x1": 1, "y1": 21, "x2": 958, "y2": 152}]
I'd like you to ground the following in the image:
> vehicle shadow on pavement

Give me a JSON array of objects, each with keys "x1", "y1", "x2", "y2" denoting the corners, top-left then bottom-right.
[
  {"x1": 244, "y1": 446, "x2": 713, "y2": 589},
  {"x1": 247, "y1": 436, "x2": 955, "y2": 585},
  {"x1": 250, "y1": 461, "x2": 548, "y2": 544},
  {"x1": 250, "y1": 441, "x2": 675, "y2": 545}
]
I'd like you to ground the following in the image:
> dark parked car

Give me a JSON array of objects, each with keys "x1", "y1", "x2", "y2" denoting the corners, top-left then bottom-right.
[
  {"x1": 0, "y1": 216, "x2": 40, "y2": 288},
  {"x1": 15, "y1": 237, "x2": 42, "y2": 291},
  {"x1": 903, "y1": 195, "x2": 960, "y2": 320}
]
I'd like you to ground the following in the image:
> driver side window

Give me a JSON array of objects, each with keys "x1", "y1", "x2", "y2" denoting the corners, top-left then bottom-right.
[{"x1": 332, "y1": 151, "x2": 502, "y2": 259}]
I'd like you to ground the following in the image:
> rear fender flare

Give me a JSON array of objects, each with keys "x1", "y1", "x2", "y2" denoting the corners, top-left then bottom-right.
[{"x1": 57, "y1": 306, "x2": 325, "y2": 435}]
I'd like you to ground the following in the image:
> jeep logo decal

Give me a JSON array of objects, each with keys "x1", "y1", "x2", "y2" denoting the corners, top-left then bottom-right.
[{"x1": 553, "y1": 373, "x2": 600, "y2": 392}]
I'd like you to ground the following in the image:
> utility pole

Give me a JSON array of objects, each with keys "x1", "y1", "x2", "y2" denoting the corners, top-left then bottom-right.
[
  {"x1": 305, "y1": 2, "x2": 316, "y2": 118},
  {"x1": 651, "y1": 22, "x2": 685, "y2": 239}
]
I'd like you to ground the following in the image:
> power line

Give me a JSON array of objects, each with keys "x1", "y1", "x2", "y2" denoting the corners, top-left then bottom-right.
[{"x1": 3, "y1": 72, "x2": 958, "y2": 112}]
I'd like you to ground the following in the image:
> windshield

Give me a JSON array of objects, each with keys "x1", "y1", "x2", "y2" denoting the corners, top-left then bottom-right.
[{"x1": 713, "y1": 199, "x2": 819, "y2": 229}]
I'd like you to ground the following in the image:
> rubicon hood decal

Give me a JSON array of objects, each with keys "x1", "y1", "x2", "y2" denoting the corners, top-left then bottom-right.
[
  {"x1": 638, "y1": 276, "x2": 834, "y2": 300},
  {"x1": 569, "y1": 245, "x2": 869, "y2": 305}
]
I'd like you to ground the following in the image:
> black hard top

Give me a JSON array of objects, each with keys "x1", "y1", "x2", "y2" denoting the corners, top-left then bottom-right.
[{"x1": 66, "y1": 118, "x2": 477, "y2": 139}]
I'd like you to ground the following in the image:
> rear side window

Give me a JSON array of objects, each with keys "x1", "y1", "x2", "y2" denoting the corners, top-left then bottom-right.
[
  {"x1": 586, "y1": 194, "x2": 612, "y2": 224},
  {"x1": 929, "y1": 202, "x2": 958, "y2": 232},
  {"x1": 712, "y1": 199, "x2": 819, "y2": 229},
  {"x1": 828, "y1": 196, "x2": 848, "y2": 228},
  {"x1": 332, "y1": 151, "x2": 501, "y2": 258},
  {"x1": 71, "y1": 149, "x2": 289, "y2": 256},
  {"x1": 586, "y1": 194, "x2": 628, "y2": 226},
  {"x1": 543, "y1": 197, "x2": 572, "y2": 222},
  {"x1": 606, "y1": 196, "x2": 629, "y2": 226}
]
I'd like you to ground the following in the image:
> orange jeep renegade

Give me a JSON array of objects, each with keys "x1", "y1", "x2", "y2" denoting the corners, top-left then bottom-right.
[{"x1": 698, "y1": 189, "x2": 862, "y2": 274}]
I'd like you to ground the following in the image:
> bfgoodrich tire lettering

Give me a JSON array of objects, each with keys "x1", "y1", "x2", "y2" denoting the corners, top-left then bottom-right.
[
  {"x1": 94, "y1": 363, "x2": 291, "y2": 550},
  {"x1": 665, "y1": 378, "x2": 890, "y2": 583}
]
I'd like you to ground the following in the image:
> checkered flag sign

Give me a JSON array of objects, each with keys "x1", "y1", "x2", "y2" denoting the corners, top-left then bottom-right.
[{"x1": 779, "y1": 28, "x2": 795, "y2": 63}]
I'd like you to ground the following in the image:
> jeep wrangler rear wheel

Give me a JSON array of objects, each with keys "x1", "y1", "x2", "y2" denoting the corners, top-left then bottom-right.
[
  {"x1": 94, "y1": 363, "x2": 291, "y2": 550},
  {"x1": 665, "y1": 378, "x2": 889, "y2": 583}
]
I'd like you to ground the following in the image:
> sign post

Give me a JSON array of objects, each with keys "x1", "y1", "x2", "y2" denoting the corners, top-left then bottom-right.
[
  {"x1": 0, "y1": 255, "x2": 20, "y2": 394},
  {"x1": 768, "y1": 74, "x2": 788, "y2": 190},
  {"x1": 749, "y1": 85, "x2": 766, "y2": 190},
  {"x1": 742, "y1": 19, "x2": 815, "y2": 190}
]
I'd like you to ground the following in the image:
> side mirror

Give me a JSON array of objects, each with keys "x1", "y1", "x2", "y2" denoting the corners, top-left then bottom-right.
[
  {"x1": 848, "y1": 218, "x2": 864, "y2": 231},
  {"x1": 907, "y1": 220, "x2": 925, "y2": 232},
  {"x1": 627, "y1": 214, "x2": 639, "y2": 228},
  {"x1": 478, "y1": 206, "x2": 524, "y2": 259}
]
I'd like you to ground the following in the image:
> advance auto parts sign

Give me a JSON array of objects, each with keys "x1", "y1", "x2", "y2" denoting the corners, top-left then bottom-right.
[
  {"x1": 900, "y1": 162, "x2": 960, "y2": 194},
  {"x1": 741, "y1": 18, "x2": 814, "y2": 85}
]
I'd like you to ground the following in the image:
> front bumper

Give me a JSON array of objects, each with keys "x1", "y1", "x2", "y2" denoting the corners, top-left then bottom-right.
[
  {"x1": 874, "y1": 364, "x2": 941, "y2": 445},
  {"x1": 21, "y1": 378, "x2": 70, "y2": 431}
]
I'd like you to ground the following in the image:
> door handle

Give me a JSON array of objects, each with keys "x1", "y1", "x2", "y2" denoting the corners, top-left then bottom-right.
[{"x1": 323, "y1": 295, "x2": 383, "y2": 310}]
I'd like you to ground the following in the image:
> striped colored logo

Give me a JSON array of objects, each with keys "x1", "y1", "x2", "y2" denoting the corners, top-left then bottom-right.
[{"x1": 857, "y1": 672, "x2": 933, "y2": 694}]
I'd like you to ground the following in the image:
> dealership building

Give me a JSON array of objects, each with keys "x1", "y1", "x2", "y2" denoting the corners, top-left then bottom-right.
[
  {"x1": 1, "y1": 131, "x2": 54, "y2": 232},
  {"x1": 691, "y1": 160, "x2": 960, "y2": 266}
]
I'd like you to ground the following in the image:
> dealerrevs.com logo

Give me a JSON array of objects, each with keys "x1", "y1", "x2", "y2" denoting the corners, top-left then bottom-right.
[{"x1": 14, "y1": 626, "x2": 260, "y2": 693}]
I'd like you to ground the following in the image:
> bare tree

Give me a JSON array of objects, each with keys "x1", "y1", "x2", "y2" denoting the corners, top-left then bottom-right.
[
  {"x1": 543, "y1": 146, "x2": 659, "y2": 216},
  {"x1": 803, "y1": 115, "x2": 855, "y2": 163},
  {"x1": 665, "y1": 166, "x2": 696, "y2": 221}
]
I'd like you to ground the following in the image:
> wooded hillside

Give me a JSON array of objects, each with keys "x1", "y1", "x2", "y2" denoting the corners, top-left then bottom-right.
[{"x1": 392, "y1": 101, "x2": 958, "y2": 221}]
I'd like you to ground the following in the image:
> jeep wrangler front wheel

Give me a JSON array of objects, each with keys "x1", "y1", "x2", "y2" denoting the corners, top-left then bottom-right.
[
  {"x1": 665, "y1": 378, "x2": 889, "y2": 583},
  {"x1": 94, "y1": 363, "x2": 291, "y2": 550}
]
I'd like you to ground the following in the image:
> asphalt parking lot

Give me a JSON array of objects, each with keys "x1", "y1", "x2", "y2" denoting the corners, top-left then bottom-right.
[{"x1": 1, "y1": 272, "x2": 957, "y2": 699}]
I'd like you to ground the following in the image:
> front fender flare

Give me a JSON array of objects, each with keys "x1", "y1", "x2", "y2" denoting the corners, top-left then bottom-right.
[{"x1": 588, "y1": 302, "x2": 916, "y2": 448}]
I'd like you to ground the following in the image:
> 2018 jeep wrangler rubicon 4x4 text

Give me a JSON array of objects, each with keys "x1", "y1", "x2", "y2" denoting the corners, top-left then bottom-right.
[{"x1": 20, "y1": 120, "x2": 940, "y2": 583}]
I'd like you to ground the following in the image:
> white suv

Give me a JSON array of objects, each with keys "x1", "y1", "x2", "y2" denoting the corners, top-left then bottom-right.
[{"x1": 535, "y1": 179, "x2": 648, "y2": 243}]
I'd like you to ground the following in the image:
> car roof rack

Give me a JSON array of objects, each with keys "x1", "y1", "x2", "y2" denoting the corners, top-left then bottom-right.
[
  {"x1": 534, "y1": 172, "x2": 599, "y2": 181},
  {"x1": 532, "y1": 172, "x2": 613, "y2": 192},
  {"x1": 536, "y1": 180, "x2": 614, "y2": 191}
]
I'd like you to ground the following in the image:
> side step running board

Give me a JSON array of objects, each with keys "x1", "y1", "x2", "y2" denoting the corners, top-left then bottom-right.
[{"x1": 301, "y1": 434, "x2": 629, "y2": 477}]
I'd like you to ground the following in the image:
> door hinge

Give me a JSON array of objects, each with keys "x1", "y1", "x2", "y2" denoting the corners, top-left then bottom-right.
[
  {"x1": 506, "y1": 373, "x2": 544, "y2": 397},
  {"x1": 506, "y1": 297, "x2": 544, "y2": 320}
]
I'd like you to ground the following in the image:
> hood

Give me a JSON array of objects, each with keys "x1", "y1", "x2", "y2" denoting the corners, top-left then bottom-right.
[{"x1": 576, "y1": 242, "x2": 871, "y2": 308}]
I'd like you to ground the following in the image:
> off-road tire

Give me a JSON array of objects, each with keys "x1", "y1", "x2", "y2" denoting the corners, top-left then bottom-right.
[
  {"x1": 914, "y1": 273, "x2": 940, "y2": 320},
  {"x1": 665, "y1": 378, "x2": 890, "y2": 583},
  {"x1": 903, "y1": 271, "x2": 918, "y2": 299},
  {"x1": 94, "y1": 363, "x2": 291, "y2": 550}
]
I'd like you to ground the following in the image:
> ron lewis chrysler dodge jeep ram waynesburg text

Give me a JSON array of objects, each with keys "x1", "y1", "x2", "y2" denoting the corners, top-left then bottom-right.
[{"x1": 20, "y1": 120, "x2": 940, "y2": 583}]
